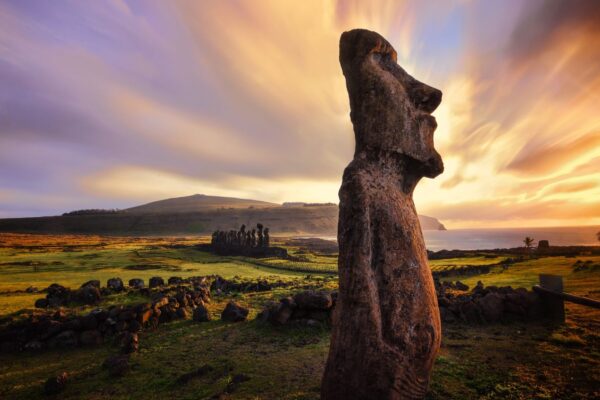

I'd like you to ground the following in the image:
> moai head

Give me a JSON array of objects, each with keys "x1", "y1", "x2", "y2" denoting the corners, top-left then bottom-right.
[
  {"x1": 339, "y1": 29, "x2": 444, "y2": 178},
  {"x1": 257, "y1": 223, "x2": 263, "y2": 233},
  {"x1": 240, "y1": 224, "x2": 246, "y2": 234}
]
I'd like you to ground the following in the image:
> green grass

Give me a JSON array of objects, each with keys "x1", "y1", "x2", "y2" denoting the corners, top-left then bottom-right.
[
  {"x1": 441, "y1": 256, "x2": 600, "y2": 298},
  {"x1": 0, "y1": 234, "x2": 599, "y2": 399}
]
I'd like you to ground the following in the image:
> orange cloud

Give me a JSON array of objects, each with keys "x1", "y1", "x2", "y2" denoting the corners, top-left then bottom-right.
[{"x1": 505, "y1": 132, "x2": 600, "y2": 175}]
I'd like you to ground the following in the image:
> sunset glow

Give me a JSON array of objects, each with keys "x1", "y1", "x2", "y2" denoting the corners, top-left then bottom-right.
[{"x1": 1, "y1": 0, "x2": 599, "y2": 228}]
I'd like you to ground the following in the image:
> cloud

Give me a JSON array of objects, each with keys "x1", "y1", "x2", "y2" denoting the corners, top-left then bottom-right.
[
  {"x1": 0, "y1": 0, "x2": 598, "y2": 227},
  {"x1": 81, "y1": 165, "x2": 341, "y2": 205},
  {"x1": 544, "y1": 180, "x2": 598, "y2": 195},
  {"x1": 505, "y1": 132, "x2": 600, "y2": 175},
  {"x1": 507, "y1": 0, "x2": 600, "y2": 63}
]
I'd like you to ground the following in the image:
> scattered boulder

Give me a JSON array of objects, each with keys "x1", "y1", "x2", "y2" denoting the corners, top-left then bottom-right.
[
  {"x1": 176, "y1": 307, "x2": 191, "y2": 320},
  {"x1": 221, "y1": 301, "x2": 249, "y2": 322},
  {"x1": 48, "y1": 330, "x2": 78, "y2": 348},
  {"x1": 149, "y1": 277, "x2": 164, "y2": 288},
  {"x1": 74, "y1": 285, "x2": 101, "y2": 305},
  {"x1": 128, "y1": 278, "x2": 144, "y2": 289},
  {"x1": 43, "y1": 372, "x2": 68, "y2": 395},
  {"x1": 107, "y1": 278, "x2": 124, "y2": 292},
  {"x1": 80, "y1": 280, "x2": 100, "y2": 289},
  {"x1": 120, "y1": 332, "x2": 139, "y2": 354},
  {"x1": 454, "y1": 281, "x2": 469, "y2": 291},
  {"x1": 293, "y1": 291, "x2": 332, "y2": 310},
  {"x1": 80, "y1": 330, "x2": 103, "y2": 346},
  {"x1": 268, "y1": 298, "x2": 295, "y2": 325},
  {"x1": 35, "y1": 298, "x2": 49, "y2": 309},
  {"x1": 102, "y1": 354, "x2": 130, "y2": 377},
  {"x1": 478, "y1": 293, "x2": 505, "y2": 322},
  {"x1": 193, "y1": 303, "x2": 211, "y2": 322},
  {"x1": 168, "y1": 276, "x2": 183, "y2": 285}
]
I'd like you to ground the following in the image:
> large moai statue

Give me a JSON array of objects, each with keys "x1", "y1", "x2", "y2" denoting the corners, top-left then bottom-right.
[{"x1": 321, "y1": 29, "x2": 444, "y2": 400}]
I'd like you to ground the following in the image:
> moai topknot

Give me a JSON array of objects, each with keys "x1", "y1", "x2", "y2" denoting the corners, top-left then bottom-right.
[{"x1": 321, "y1": 29, "x2": 444, "y2": 400}]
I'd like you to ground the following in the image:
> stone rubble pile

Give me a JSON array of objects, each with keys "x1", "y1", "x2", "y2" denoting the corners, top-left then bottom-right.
[
  {"x1": 435, "y1": 280, "x2": 544, "y2": 324},
  {"x1": 259, "y1": 290, "x2": 336, "y2": 326},
  {"x1": 0, "y1": 278, "x2": 212, "y2": 353},
  {"x1": 260, "y1": 283, "x2": 546, "y2": 327}
]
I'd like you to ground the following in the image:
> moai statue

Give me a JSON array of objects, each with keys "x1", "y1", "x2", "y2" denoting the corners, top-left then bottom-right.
[
  {"x1": 245, "y1": 231, "x2": 252, "y2": 247},
  {"x1": 322, "y1": 29, "x2": 444, "y2": 400},
  {"x1": 211, "y1": 231, "x2": 218, "y2": 246},
  {"x1": 257, "y1": 223, "x2": 264, "y2": 248},
  {"x1": 263, "y1": 228, "x2": 270, "y2": 248},
  {"x1": 251, "y1": 229, "x2": 256, "y2": 247},
  {"x1": 240, "y1": 225, "x2": 246, "y2": 246}
]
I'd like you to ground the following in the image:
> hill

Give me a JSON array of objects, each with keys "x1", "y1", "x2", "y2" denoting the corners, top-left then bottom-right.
[
  {"x1": 126, "y1": 194, "x2": 276, "y2": 213},
  {"x1": 0, "y1": 195, "x2": 446, "y2": 235}
]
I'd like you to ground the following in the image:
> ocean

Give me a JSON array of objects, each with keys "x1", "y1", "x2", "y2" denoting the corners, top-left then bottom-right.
[
  {"x1": 312, "y1": 225, "x2": 600, "y2": 251},
  {"x1": 423, "y1": 226, "x2": 600, "y2": 251}
]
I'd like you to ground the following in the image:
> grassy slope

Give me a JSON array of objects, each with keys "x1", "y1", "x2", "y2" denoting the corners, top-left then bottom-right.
[
  {"x1": 441, "y1": 256, "x2": 600, "y2": 298},
  {"x1": 0, "y1": 234, "x2": 599, "y2": 399}
]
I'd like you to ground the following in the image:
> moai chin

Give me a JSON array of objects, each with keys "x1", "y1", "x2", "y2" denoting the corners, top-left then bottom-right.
[{"x1": 321, "y1": 29, "x2": 443, "y2": 400}]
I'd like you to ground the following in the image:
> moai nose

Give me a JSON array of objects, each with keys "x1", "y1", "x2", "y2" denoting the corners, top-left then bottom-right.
[{"x1": 410, "y1": 82, "x2": 442, "y2": 113}]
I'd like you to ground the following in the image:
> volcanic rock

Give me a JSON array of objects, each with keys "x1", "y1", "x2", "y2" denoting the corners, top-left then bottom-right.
[
  {"x1": 221, "y1": 301, "x2": 249, "y2": 322},
  {"x1": 322, "y1": 29, "x2": 443, "y2": 400}
]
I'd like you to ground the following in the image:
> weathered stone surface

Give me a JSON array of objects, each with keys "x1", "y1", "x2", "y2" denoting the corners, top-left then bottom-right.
[
  {"x1": 103, "y1": 354, "x2": 130, "y2": 377},
  {"x1": 322, "y1": 29, "x2": 443, "y2": 400},
  {"x1": 48, "y1": 330, "x2": 78, "y2": 348},
  {"x1": 120, "y1": 332, "x2": 138, "y2": 354},
  {"x1": 74, "y1": 285, "x2": 101, "y2": 305},
  {"x1": 168, "y1": 276, "x2": 183, "y2": 285},
  {"x1": 128, "y1": 278, "x2": 144, "y2": 289},
  {"x1": 176, "y1": 307, "x2": 191, "y2": 320},
  {"x1": 221, "y1": 301, "x2": 249, "y2": 322},
  {"x1": 80, "y1": 330, "x2": 103, "y2": 346},
  {"x1": 293, "y1": 291, "x2": 332, "y2": 310},
  {"x1": 80, "y1": 280, "x2": 100, "y2": 289},
  {"x1": 478, "y1": 293, "x2": 505, "y2": 322},
  {"x1": 107, "y1": 277, "x2": 124, "y2": 292},
  {"x1": 193, "y1": 303, "x2": 211, "y2": 322},
  {"x1": 149, "y1": 276, "x2": 164, "y2": 288},
  {"x1": 44, "y1": 372, "x2": 68, "y2": 395}
]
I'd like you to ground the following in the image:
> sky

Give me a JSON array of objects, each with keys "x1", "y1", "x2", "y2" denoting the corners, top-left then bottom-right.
[{"x1": 0, "y1": 0, "x2": 599, "y2": 228}]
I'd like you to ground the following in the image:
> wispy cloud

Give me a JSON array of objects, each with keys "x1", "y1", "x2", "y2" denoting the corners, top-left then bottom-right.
[{"x1": 0, "y1": 0, "x2": 598, "y2": 227}]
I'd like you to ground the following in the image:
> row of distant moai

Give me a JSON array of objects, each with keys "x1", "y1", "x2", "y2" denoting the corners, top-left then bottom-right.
[{"x1": 211, "y1": 223, "x2": 270, "y2": 249}]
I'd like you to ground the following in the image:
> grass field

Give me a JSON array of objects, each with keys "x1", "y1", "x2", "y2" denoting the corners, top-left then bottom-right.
[{"x1": 0, "y1": 233, "x2": 598, "y2": 399}]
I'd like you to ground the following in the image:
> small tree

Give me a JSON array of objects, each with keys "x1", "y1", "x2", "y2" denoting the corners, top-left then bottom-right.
[
  {"x1": 523, "y1": 237, "x2": 535, "y2": 249},
  {"x1": 523, "y1": 236, "x2": 535, "y2": 258}
]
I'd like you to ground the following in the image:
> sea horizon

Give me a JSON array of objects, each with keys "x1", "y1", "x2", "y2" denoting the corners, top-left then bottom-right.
[{"x1": 307, "y1": 225, "x2": 600, "y2": 252}]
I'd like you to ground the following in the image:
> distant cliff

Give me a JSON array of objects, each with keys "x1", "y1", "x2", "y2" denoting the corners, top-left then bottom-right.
[{"x1": 0, "y1": 194, "x2": 446, "y2": 235}]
